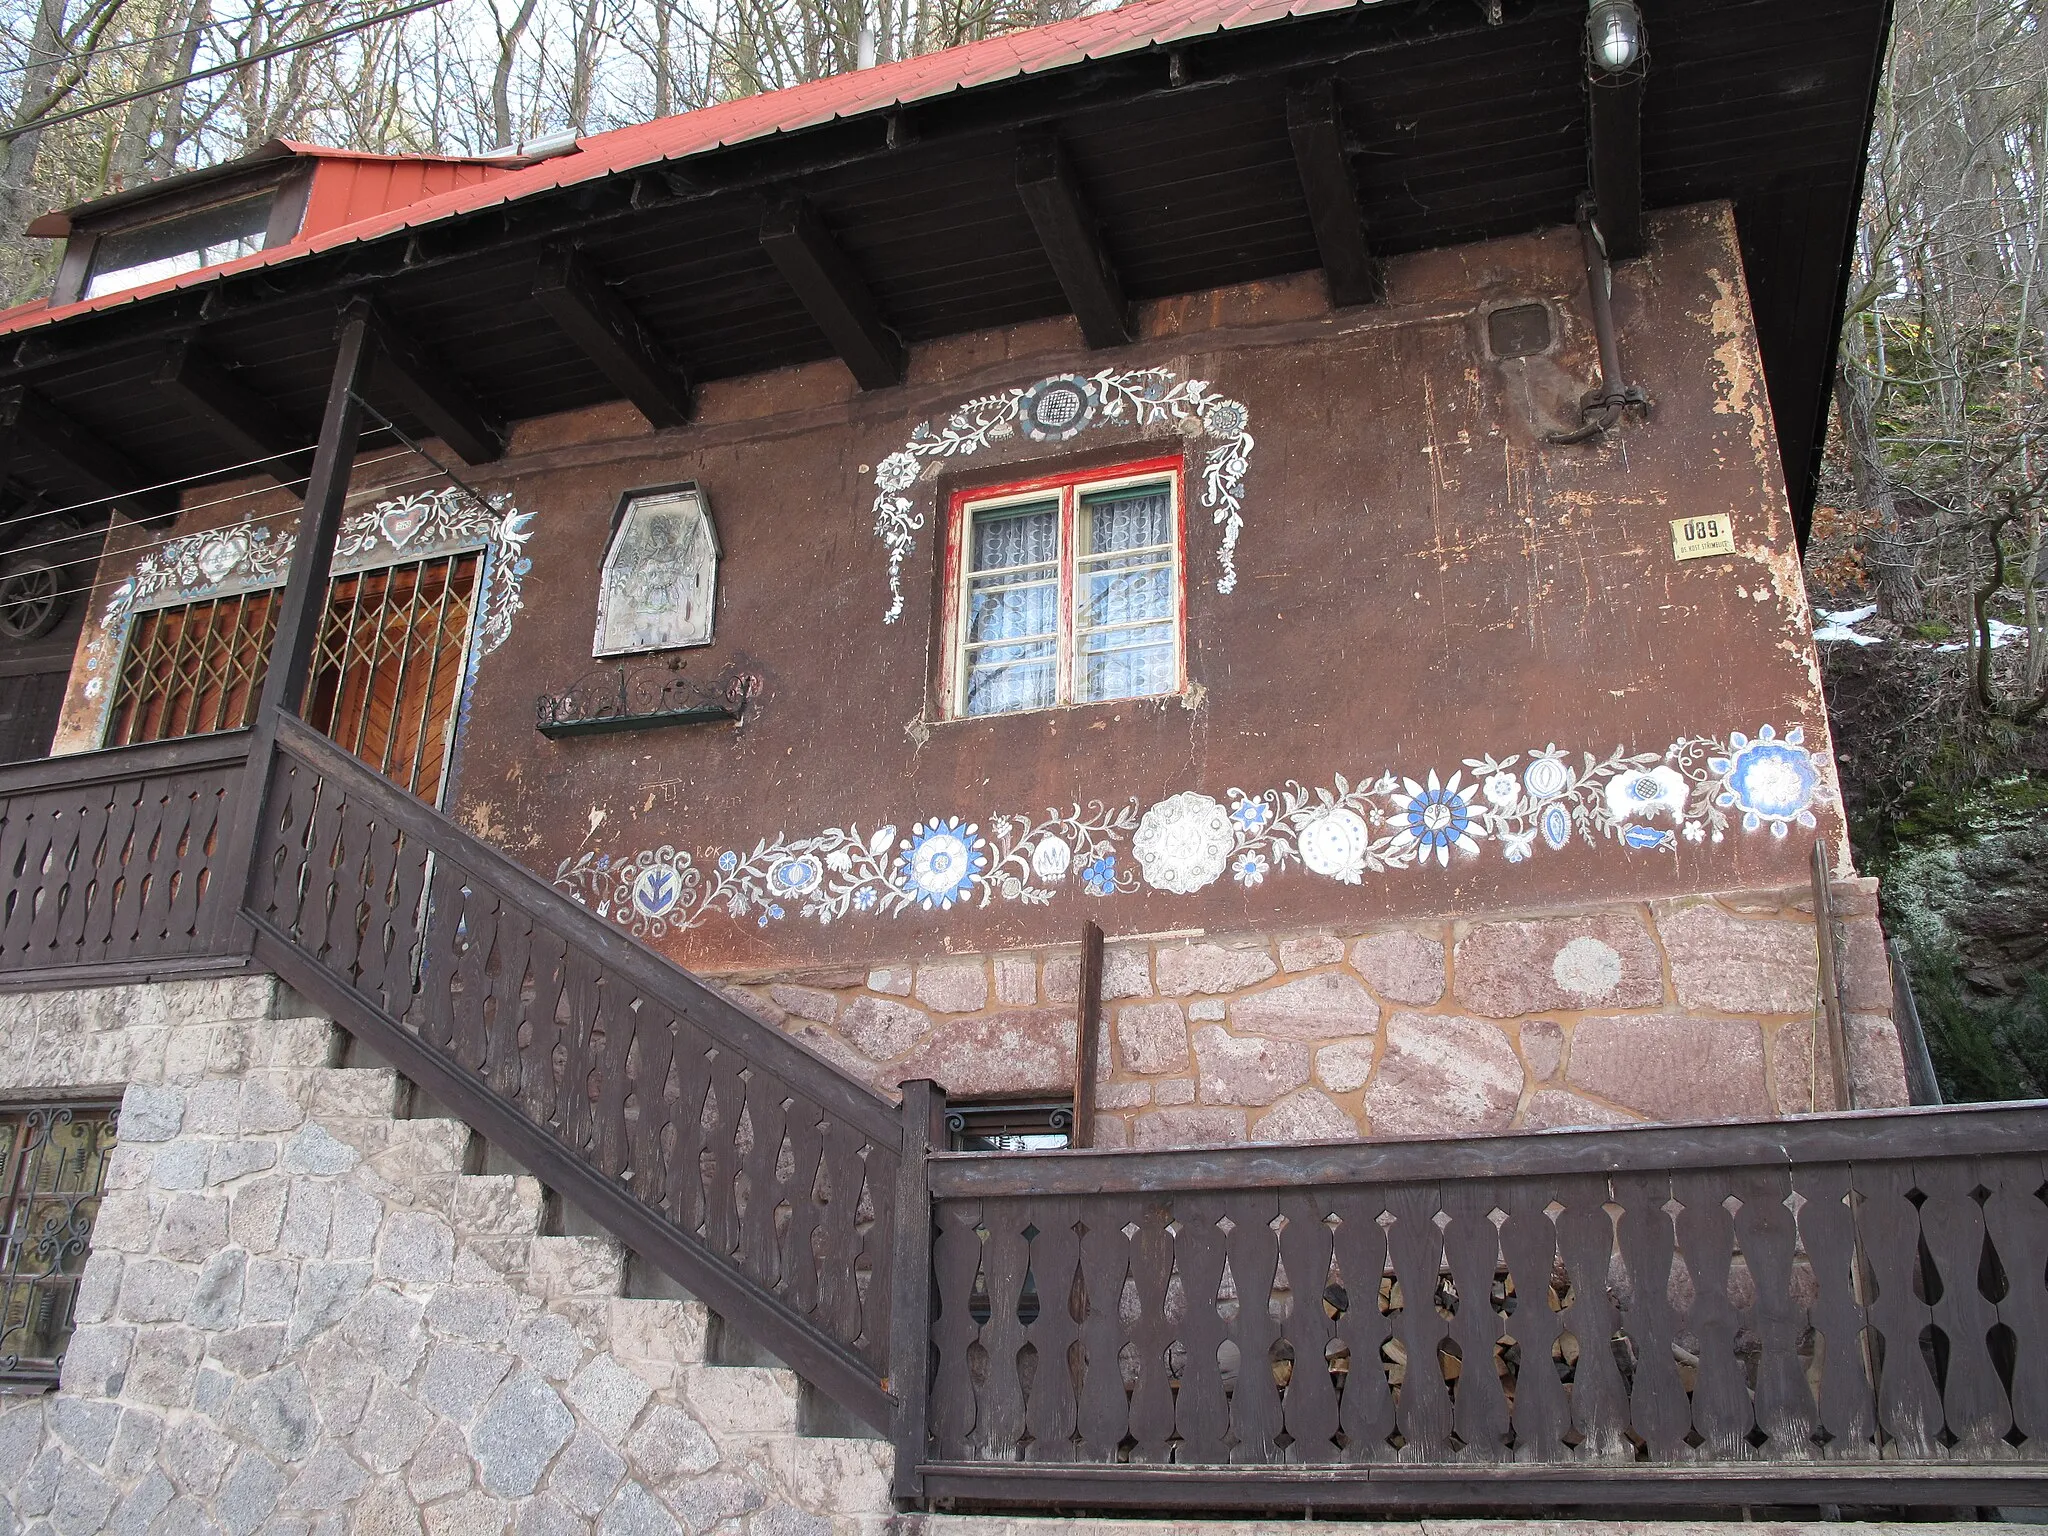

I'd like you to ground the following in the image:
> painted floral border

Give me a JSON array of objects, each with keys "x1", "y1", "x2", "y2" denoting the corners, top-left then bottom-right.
[
  {"x1": 868, "y1": 365, "x2": 1254, "y2": 623},
  {"x1": 555, "y1": 722, "x2": 1825, "y2": 939}
]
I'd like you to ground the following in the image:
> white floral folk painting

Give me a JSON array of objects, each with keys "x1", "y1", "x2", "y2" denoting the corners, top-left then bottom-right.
[
  {"x1": 556, "y1": 723, "x2": 1827, "y2": 940},
  {"x1": 869, "y1": 366, "x2": 1254, "y2": 622}
]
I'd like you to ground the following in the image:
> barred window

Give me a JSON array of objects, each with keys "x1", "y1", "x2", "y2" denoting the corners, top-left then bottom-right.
[
  {"x1": 0, "y1": 1102, "x2": 117, "y2": 1385},
  {"x1": 944, "y1": 458, "x2": 1185, "y2": 720}
]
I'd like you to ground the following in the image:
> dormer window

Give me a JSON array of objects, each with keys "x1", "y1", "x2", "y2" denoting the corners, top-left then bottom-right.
[{"x1": 82, "y1": 192, "x2": 275, "y2": 299}]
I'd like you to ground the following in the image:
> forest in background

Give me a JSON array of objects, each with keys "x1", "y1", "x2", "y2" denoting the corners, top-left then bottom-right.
[
  {"x1": 1805, "y1": 0, "x2": 2048, "y2": 1102},
  {"x1": 0, "y1": 0, "x2": 1095, "y2": 301},
  {"x1": 0, "y1": 0, "x2": 2043, "y2": 1093}
]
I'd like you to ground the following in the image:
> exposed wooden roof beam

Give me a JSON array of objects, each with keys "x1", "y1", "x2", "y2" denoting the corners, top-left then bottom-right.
[
  {"x1": 533, "y1": 243, "x2": 693, "y2": 429},
  {"x1": 759, "y1": 196, "x2": 905, "y2": 391},
  {"x1": 1016, "y1": 130, "x2": 1131, "y2": 349},
  {"x1": 359, "y1": 296, "x2": 508, "y2": 464},
  {"x1": 1285, "y1": 80, "x2": 1383, "y2": 308},
  {"x1": 1589, "y1": 73, "x2": 1644, "y2": 261},
  {"x1": 0, "y1": 385, "x2": 175, "y2": 523},
  {"x1": 155, "y1": 337, "x2": 315, "y2": 492}
]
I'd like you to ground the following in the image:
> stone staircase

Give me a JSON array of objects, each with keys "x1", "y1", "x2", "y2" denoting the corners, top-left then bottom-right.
[{"x1": 0, "y1": 976, "x2": 892, "y2": 1536}]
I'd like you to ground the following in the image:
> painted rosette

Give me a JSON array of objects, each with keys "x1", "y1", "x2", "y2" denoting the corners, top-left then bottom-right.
[
  {"x1": 1298, "y1": 808, "x2": 1370, "y2": 884},
  {"x1": 1709, "y1": 724, "x2": 1819, "y2": 837},
  {"x1": 1523, "y1": 751, "x2": 1571, "y2": 801},
  {"x1": 1017, "y1": 375, "x2": 1099, "y2": 442},
  {"x1": 1389, "y1": 772, "x2": 1482, "y2": 868},
  {"x1": 766, "y1": 855, "x2": 823, "y2": 898},
  {"x1": 632, "y1": 863, "x2": 681, "y2": 918},
  {"x1": 896, "y1": 818, "x2": 989, "y2": 910},
  {"x1": 1604, "y1": 765, "x2": 1689, "y2": 823},
  {"x1": 1133, "y1": 792, "x2": 1234, "y2": 893}
]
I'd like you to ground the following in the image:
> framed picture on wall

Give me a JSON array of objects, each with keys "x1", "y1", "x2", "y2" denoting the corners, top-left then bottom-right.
[{"x1": 593, "y1": 482, "x2": 719, "y2": 656}]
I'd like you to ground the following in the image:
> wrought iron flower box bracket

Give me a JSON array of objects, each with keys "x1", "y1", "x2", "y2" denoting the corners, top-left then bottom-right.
[{"x1": 536, "y1": 664, "x2": 752, "y2": 739}]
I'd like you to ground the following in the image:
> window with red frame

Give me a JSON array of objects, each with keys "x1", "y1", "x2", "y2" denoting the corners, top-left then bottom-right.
[{"x1": 945, "y1": 458, "x2": 1184, "y2": 719}]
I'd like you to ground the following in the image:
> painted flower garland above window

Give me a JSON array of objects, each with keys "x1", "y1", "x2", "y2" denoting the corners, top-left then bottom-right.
[
  {"x1": 75, "y1": 489, "x2": 534, "y2": 744},
  {"x1": 556, "y1": 722, "x2": 1830, "y2": 938},
  {"x1": 869, "y1": 366, "x2": 1254, "y2": 622}
]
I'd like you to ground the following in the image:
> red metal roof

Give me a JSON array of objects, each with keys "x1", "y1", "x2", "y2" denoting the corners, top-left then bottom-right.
[{"x1": 1, "y1": 0, "x2": 1368, "y2": 339}]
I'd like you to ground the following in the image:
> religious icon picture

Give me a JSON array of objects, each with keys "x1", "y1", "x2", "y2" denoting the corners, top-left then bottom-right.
[{"x1": 593, "y1": 482, "x2": 720, "y2": 655}]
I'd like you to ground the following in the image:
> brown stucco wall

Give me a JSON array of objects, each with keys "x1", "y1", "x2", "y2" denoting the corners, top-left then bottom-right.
[{"x1": 55, "y1": 200, "x2": 1844, "y2": 999}]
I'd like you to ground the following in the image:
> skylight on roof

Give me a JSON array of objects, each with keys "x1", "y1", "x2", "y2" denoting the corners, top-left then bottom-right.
[{"x1": 83, "y1": 194, "x2": 275, "y2": 300}]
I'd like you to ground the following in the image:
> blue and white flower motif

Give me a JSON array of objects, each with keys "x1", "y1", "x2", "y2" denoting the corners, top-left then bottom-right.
[
  {"x1": 1230, "y1": 797, "x2": 1270, "y2": 832},
  {"x1": 717, "y1": 850, "x2": 739, "y2": 873},
  {"x1": 1232, "y1": 851, "x2": 1268, "y2": 887},
  {"x1": 1484, "y1": 771, "x2": 1521, "y2": 811},
  {"x1": 896, "y1": 818, "x2": 989, "y2": 910},
  {"x1": 853, "y1": 887, "x2": 878, "y2": 911},
  {"x1": 757, "y1": 903, "x2": 786, "y2": 927},
  {"x1": 631, "y1": 864, "x2": 681, "y2": 919},
  {"x1": 1082, "y1": 855, "x2": 1118, "y2": 897},
  {"x1": 1710, "y1": 724, "x2": 1819, "y2": 838},
  {"x1": 1622, "y1": 825, "x2": 1676, "y2": 851},
  {"x1": 1523, "y1": 747, "x2": 1571, "y2": 802},
  {"x1": 766, "y1": 855, "x2": 823, "y2": 898},
  {"x1": 1604, "y1": 765, "x2": 1689, "y2": 823},
  {"x1": 1388, "y1": 771, "x2": 1483, "y2": 868},
  {"x1": 1503, "y1": 830, "x2": 1536, "y2": 863},
  {"x1": 1539, "y1": 802, "x2": 1573, "y2": 851}
]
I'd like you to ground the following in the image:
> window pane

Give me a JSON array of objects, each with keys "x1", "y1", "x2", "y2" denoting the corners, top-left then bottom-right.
[
  {"x1": 963, "y1": 499, "x2": 1059, "y2": 717},
  {"x1": 84, "y1": 195, "x2": 274, "y2": 299},
  {"x1": 1074, "y1": 482, "x2": 1175, "y2": 703},
  {"x1": 0, "y1": 1104, "x2": 116, "y2": 1381}
]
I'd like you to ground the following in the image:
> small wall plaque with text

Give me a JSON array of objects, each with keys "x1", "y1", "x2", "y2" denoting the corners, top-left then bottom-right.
[{"x1": 1671, "y1": 514, "x2": 1735, "y2": 561}]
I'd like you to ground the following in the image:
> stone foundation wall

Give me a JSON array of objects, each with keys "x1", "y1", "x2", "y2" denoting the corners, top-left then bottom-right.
[
  {"x1": 0, "y1": 977, "x2": 890, "y2": 1536},
  {"x1": 720, "y1": 884, "x2": 1912, "y2": 1147}
]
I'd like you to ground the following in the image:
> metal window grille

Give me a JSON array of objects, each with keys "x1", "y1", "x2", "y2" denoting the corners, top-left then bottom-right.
[
  {"x1": 104, "y1": 588, "x2": 280, "y2": 747},
  {"x1": 302, "y1": 552, "x2": 480, "y2": 805},
  {"x1": 104, "y1": 551, "x2": 480, "y2": 806},
  {"x1": 0, "y1": 1102, "x2": 118, "y2": 1385}
]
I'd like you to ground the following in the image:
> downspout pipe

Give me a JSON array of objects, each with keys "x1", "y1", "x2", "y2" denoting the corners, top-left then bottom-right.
[{"x1": 1547, "y1": 195, "x2": 1652, "y2": 445}]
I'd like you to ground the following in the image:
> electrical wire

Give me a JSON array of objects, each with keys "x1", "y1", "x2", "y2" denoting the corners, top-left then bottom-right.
[
  {"x1": 1, "y1": 458, "x2": 491, "y2": 614},
  {"x1": 0, "y1": 0, "x2": 452, "y2": 144},
  {"x1": 0, "y1": 443, "x2": 421, "y2": 565}
]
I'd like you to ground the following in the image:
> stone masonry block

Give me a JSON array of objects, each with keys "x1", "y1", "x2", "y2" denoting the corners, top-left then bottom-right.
[
  {"x1": 1453, "y1": 912, "x2": 1663, "y2": 1017},
  {"x1": 914, "y1": 958, "x2": 988, "y2": 1014},
  {"x1": 566, "y1": 1353, "x2": 653, "y2": 1440},
  {"x1": 839, "y1": 996, "x2": 930, "y2": 1061},
  {"x1": 157, "y1": 1193, "x2": 230, "y2": 1263},
  {"x1": 1568, "y1": 1013, "x2": 1769, "y2": 1121},
  {"x1": 865, "y1": 967, "x2": 912, "y2": 996},
  {"x1": 1362, "y1": 1013, "x2": 1524, "y2": 1137},
  {"x1": 1044, "y1": 944, "x2": 1150, "y2": 1004},
  {"x1": 119, "y1": 1085, "x2": 185, "y2": 1143},
  {"x1": 1850, "y1": 1013, "x2": 1911, "y2": 1108},
  {"x1": 1131, "y1": 1106, "x2": 1246, "y2": 1148},
  {"x1": 767, "y1": 983, "x2": 839, "y2": 1024},
  {"x1": 1520, "y1": 1019, "x2": 1565, "y2": 1081},
  {"x1": 1278, "y1": 933, "x2": 1346, "y2": 971},
  {"x1": 680, "y1": 1363, "x2": 799, "y2": 1438},
  {"x1": 1840, "y1": 915, "x2": 1894, "y2": 1013},
  {"x1": 1156, "y1": 942, "x2": 1277, "y2": 997},
  {"x1": 1313, "y1": 1039, "x2": 1377, "y2": 1094},
  {"x1": 1115, "y1": 1003, "x2": 1188, "y2": 1074},
  {"x1": 473, "y1": 1367, "x2": 576, "y2": 1497},
  {"x1": 527, "y1": 1235, "x2": 624, "y2": 1300},
  {"x1": 1192, "y1": 1026, "x2": 1309, "y2": 1105},
  {"x1": 993, "y1": 953, "x2": 1037, "y2": 1005},
  {"x1": 895, "y1": 1009, "x2": 1075, "y2": 1097},
  {"x1": 1661, "y1": 902, "x2": 1817, "y2": 1014},
  {"x1": 1252, "y1": 1088, "x2": 1358, "y2": 1143},
  {"x1": 1349, "y1": 929, "x2": 1446, "y2": 1006},
  {"x1": 376, "y1": 1210, "x2": 455, "y2": 1285},
  {"x1": 1227, "y1": 973, "x2": 1379, "y2": 1040},
  {"x1": 1521, "y1": 1089, "x2": 1638, "y2": 1130}
]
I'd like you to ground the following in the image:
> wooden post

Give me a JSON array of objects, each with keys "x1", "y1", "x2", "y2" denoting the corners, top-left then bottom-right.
[
  {"x1": 1070, "y1": 919, "x2": 1105, "y2": 1149},
  {"x1": 1810, "y1": 840, "x2": 1855, "y2": 1112},
  {"x1": 208, "y1": 301, "x2": 380, "y2": 944},
  {"x1": 889, "y1": 1077, "x2": 946, "y2": 1502}
]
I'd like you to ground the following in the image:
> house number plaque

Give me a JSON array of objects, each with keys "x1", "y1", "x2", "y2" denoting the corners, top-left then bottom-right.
[{"x1": 1670, "y1": 513, "x2": 1736, "y2": 561}]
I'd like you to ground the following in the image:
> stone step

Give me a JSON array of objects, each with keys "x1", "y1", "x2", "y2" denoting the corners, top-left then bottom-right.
[
  {"x1": 678, "y1": 1362, "x2": 803, "y2": 1438},
  {"x1": 786, "y1": 1436, "x2": 895, "y2": 1515},
  {"x1": 528, "y1": 1233, "x2": 629, "y2": 1301}
]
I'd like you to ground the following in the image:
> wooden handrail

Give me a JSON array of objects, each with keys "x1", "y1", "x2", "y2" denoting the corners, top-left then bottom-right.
[
  {"x1": 0, "y1": 730, "x2": 250, "y2": 797},
  {"x1": 268, "y1": 713, "x2": 902, "y2": 1143},
  {"x1": 926, "y1": 1098, "x2": 2048, "y2": 1197}
]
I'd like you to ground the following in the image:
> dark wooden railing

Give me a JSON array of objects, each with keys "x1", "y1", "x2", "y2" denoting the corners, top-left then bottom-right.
[
  {"x1": 3, "y1": 719, "x2": 2048, "y2": 1511},
  {"x1": 914, "y1": 1105, "x2": 2048, "y2": 1508},
  {"x1": 239, "y1": 715, "x2": 904, "y2": 1429},
  {"x1": 0, "y1": 733, "x2": 251, "y2": 985}
]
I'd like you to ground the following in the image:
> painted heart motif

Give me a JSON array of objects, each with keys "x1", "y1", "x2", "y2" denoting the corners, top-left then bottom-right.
[{"x1": 379, "y1": 501, "x2": 432, "y2": 548}]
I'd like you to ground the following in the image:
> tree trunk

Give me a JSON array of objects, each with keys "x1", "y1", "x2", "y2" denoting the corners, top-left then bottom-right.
[{"x1": 1832, "y1": 359, "x2": 1924, "y2": 622}]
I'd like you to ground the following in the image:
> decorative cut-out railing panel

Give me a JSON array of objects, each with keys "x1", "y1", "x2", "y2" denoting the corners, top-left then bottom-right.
[
  {"x1": 240, "y1": 714, "x2": 901, "y2": 1427},
  {"x1": 0, "y1": 734, "x2": 247, "y2": 980},
  {"x1": 916, "y1": 1110, "x2": 2048, "y2": 1508}
]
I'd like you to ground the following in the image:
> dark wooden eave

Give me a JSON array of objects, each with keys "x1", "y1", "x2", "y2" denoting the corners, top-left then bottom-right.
[{"x1": 0, "y1": 0, "x2": 1889, "y2": 541}]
